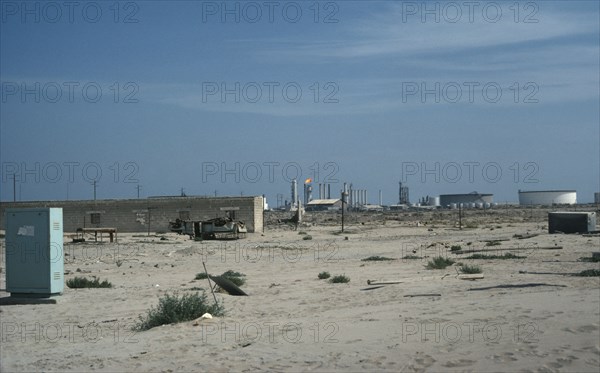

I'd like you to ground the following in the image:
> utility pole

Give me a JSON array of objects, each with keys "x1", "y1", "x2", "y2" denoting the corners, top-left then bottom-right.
[
  {"x1": 92, "y1": 181, "x2": 97, "y2": 200},
  {"x1": 136, "y1": 184, "x2": 142, "y2": 199},
  {"x1": 458, "y1": 203, "x2": 462, "y2": 230},
  {"x1": 341, "y1": 190, "x2": 347, "y2": 233},
  {"x1": 12, "y1": 174, "x2": 16, "y2": 202}
]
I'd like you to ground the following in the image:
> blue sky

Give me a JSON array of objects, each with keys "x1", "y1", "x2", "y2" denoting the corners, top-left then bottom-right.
[{"x1": 1, "y1": 0, "x2": 599, "y2": 204}]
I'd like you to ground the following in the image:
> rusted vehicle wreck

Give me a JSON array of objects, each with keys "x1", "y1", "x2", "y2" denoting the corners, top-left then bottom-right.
[{"x1": 169, "y1": 217, "x2": 247, "y2": 240}]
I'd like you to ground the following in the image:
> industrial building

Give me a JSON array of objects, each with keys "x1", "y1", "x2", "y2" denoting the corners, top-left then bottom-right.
[
  {"x1": 518, "y1": 190, "x2": 577, "y2": 205},
  {"x1": 439, "y1": 192, "x2": 493, "y2": 207},
  {"x1": 305, "y1": 199, "x2": 342, "y2": 212},
  {"x1": 0, "y1": 196, "x2": 264, "y2": 233}
]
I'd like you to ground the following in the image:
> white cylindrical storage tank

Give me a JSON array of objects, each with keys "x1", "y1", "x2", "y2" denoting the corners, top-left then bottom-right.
[
  {"x1": 484, "y1": 203, "x2": 491, "y2": 209},
  {"x1": 450, "y1": 203, "x2": 457, "y2": 209},
  {"x1": 427, "y1": 196, "x2": 440, "y2": 206},
  {"x1": 518, "y1": 190, "x2": 577, "y2": 205}
]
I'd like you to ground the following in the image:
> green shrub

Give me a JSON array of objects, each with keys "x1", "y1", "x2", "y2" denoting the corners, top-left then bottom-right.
[
  {"x1": 486, "y1": 240, "x2": 502, "y2": 246},
  {"x1": 302, "y1": 235, "x2": 313, "y2": 240},
  {"x1": 465, "y1": 222, "x2": 478, "y2": 229},
  {"x1": 426, "y1": 256, "x2": 455, "y2": 269},
  {"x1": 134, "y1": 292, "x2": 224, "y2": 331},
  {"x1": 318, "y1": 271, "x2": 331, "y2": 279},
  {"x1": 402, "y1": 255, "x2": 422, "y2": 260},
  {"x1": 66, "y1": 276, "x2": 112, "y2": 288},
  {"x1": 450, "y1": 245, "x2": 462, "y2": 252},
  {"x1": 298, "y1": 231, "x2": 307, "y2": 235},
  {"x1": 329, "y1": 274, "x2": 350, "y2": 283},
  {"x1": 460, "y1": 265, "x2": 482, "y2": 274},
  {"x1": 361, "y1": 256, "x2": 394, "y2": 261}
]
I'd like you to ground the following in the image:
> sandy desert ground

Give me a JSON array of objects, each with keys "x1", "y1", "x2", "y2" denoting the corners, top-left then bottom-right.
[{"x1": 1, "y1": 208, "x2": 599, "y2": 372}]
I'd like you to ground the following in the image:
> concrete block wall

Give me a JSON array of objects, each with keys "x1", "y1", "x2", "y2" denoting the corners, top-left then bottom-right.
[{"x1": 0, "y1": 196, "x2": 264, "y2": 233}]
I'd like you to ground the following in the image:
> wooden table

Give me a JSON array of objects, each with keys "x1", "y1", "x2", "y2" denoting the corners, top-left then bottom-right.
[{"x1": 77, "y1": 228, "x2": 117, "y2": 242}]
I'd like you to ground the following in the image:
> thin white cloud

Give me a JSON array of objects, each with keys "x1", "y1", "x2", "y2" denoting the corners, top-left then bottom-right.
[{"x1": 252, "y1": 3, "x2": 597, "y2": 60}]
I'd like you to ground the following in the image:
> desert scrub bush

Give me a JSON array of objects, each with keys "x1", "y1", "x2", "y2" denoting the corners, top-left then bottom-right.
[
  {"x1": 134, "y1": 292, "x2": 224, "y2": 331},
  {"x1": 297, "y1": 231, "x2": 307, "y2": 235},
  {"x1": 426, "y1": 256, "x2": 455, "y2": 269},
  {"x1": 460, "y1": 265, "x2": 482, "y2": 274},
  {"x1": 221, "y1": 270, "x2": 246, "y2": 286},
  {"x1": 579, "y1": 256, "x2": 600, "y2": 263},
  {"x1": 196, "y1": 270, "x2": 246, "y2": 286},
  {"x1": 402, "y1": 255, "x2": 422, "y2": 260},
  {"x1": 361, "y1": 256, "x2": 394, "y2": 261},
  {"x1": 573, "y1": 269, "x2": 600, "y2": 277},
  {"x1": 450, "y1": 245, "x2": 462, "y2": 252},
  {"x1": 66, "y1": 276, "x2": 112, "y2": 288},
  {"x1": 318, "y1": 271, "x2": 331, "y2": 279},
  {"x1": 465, "y1": 253, "x2": 525, "y2": 260},
  {"x1": 221, "y1": 270, "x2": 244, "y2": 278},
  {"x1": 486, "y1": 240, "x2": 502, "y2": 246},
  {"x1": 302, "y1": 235, "x2": 313, "y2": 240},
  {"x1": 195, "y1": 272, "x2": 209, "y2": 280},
  {"x1": 329, "y1": 274, "x2": 350, "y2": 283},
  {"x1": 465, "y1": 222, "x2": 478, "y2": 229}
]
